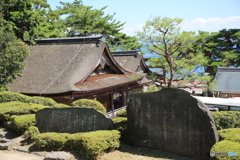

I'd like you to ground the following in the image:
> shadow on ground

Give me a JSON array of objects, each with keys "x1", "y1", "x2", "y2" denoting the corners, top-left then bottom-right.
[{"x1": 116, "y1": 143, "x2": 201, "y2": 160}]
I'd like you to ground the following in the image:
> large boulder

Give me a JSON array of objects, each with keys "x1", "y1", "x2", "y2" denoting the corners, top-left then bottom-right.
[
  {"x1": 36, "y1": 108, "x2": 114, "y2": 133},
  {"x1": 126, "y1": 88, "x2": 218, "y2": 160}
]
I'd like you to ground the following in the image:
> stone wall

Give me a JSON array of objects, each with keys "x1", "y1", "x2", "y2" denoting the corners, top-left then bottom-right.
[{"x1": 126, "y1": 88, "x2": 218, "y2": 159}]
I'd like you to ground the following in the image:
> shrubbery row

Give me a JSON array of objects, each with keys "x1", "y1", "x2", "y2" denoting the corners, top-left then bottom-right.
[
  {"x1": 211, "y1": 111, "x2": 240, "y2": 130},
  {"x1": 26, "y1": 127, "x2": 120, "y2": 160},
  {"x1": 210, "y1": 128, "x2": 240, "y2": 160},
  {"x1": 0, "y1": 91, "x2": 57, "y2": 106}
]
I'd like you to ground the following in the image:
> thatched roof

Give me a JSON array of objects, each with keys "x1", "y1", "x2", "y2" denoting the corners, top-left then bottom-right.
[
  {"x1": 9, "y1": 37, "x2": 141, "y2": 94},
  {"x1": 111, "y1": 50, "x2": 151, "y2": 73}
]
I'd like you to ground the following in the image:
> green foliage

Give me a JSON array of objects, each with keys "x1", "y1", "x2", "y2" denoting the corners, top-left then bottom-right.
[
  {"x1": 57, "y1": 0, "x2": 124, "y2": 38},
  {"x1": 0, "y1": 91, "x2": 57, "y2": 106},
  {"x1": 210, "y1": 128, "x2": 240, "y2": 160},
  {"x1": 27, "y1": 96, "x2": 57, "y2": 106},
  {"x1": 0, "y1": 101, "x2": 48, "y2": 122},
  {"x1": 0, "y1": 91, "x2": 29, "y2": 103},
  {"x1": 109, "y1": 33, "x2": 143, "y2": 51},
  {"x1": 37, "y1": 9, "x2": 67, "y2": 39},
  {"x1": 68, "y1": 130, "x2": 120, "y2": 159},
  {"x1": 53, "y1": 103, "x2": 71, "y2": 108},
  {"x1": 1, "y1": 0, "x2": 50, "y2": 42},
  {"x1": 142, "y1": 86, "x2": 161, "y2": 93},
  {"x1": 210, "y1": 140, "x2": 240, "y2": 160},
  {"x1": 137, "y1": 17, "x2": 208, "y2": 87},
  {"x1": 195, "y1": 29, "x2": 240, "y2": 77},
  {"x1": 211, "y1": 111, "x2": 240, "y2": 130},
  {"x1": 10, "y1": 114, "x2": 36, "y2": 135},
  {"x1": 116, "y1": 110, "x2": 127, "y2": 117},
  {"x1": 0, "y1": 30, "x2": 29, "y2": 88},
  {"x1": 112, "y1": 117, "x2": 127, "y2": 139},
  {"x1": 218, "y1": 128, "x2": 240, "y2": 143},
  {"x1": 33, "y1": 132, "x2": 70, "y2": 150},
  {"x1": 72, "y1": 99, "x2": 106, "y2": 114},
  {"x1": 33, "y1": 130, "x2": 120, "y2": 159},
  {"x1": 25, "y1": 126, "x2": 40, "y2": 140}
]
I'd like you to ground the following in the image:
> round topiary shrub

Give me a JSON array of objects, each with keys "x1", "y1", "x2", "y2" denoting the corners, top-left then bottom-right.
[
  {"x1": 0, "y1": 91, "x2": 29, "y2": 103},
  {"x1": 53, "y1": 103, "x2": 71, "y2": 108},
  {"x1": 71, "y1": 99, "x2": 106, "y2": 114},
  {"x1": 27, "y1": 96, "x2": 57, "y2": 106},
  {"x1": 210, "y1": 140, "x2": 240, "y2": 160},
  {"x1": 218, "y1": 128, "x2": 240, "y2": 142}
]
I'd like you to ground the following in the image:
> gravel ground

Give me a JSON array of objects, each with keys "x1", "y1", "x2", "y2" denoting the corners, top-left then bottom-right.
[{"x1": 99, "y1": 143, "x2": 201, "y2": 160}]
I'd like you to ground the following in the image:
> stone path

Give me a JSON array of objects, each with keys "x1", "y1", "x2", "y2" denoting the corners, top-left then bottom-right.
[{"x1": 0, "y1": 128, "x2": 75, "y2": 160}]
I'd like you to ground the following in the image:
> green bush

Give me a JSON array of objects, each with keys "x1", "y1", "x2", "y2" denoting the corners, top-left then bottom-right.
[
  {"x1": 0, "y1": 102, "x2": 48, "y2": 122},
  {"x1": 53, "y1": 103, "x2": 71, "y2": 108},
  {"x1": 10, "y1": 114, "x2": 36, "y2": 135},
  {"x1": 67, "y1": 130, "x2": 120, "y2": 159},
  {"x1": 218, "y1": 128, "x2": 240, "y2": 143},
  {"x1": 72, "y1": 99, "x2": 106, "y2": 114},
  {"x1": 211, "y1": 111, "x2": 240, "y2": 130},
  {"x1": 27, "y1": 96, "x2": 57, "y2": 106},
  {"x1": 32, "y1": 130, "x2": 120, "y2": 160},
  {"x1": 0, "y1": 91, "x2": 57, "y2": 106},
  {"x1": 210, "y1": 140, "x2": 240, "y2": 160},
  {"x1": 33, "y1": 132, "x2": 70, "y2": 150},
  {"x1": 116, "y1": 109, "x2": 127, "y2": 117},
  {"x1": 25, "y1": 126, "x2": 40, "y2": 140},
  {"x1": 112, "y1": 117, "x2": 127, "y2": 139},
  {"x1": 0, "y1": 91, "x2": 29, "y2": 103}
]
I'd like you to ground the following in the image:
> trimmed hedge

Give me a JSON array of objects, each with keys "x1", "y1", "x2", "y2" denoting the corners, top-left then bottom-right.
[
  {"x1": 211, "y1": 111, "x2": 240, "y2": 130},
  {"x1": 33, "y1": 132, "x2": 70, "y2": 150},
  {"x1": 72, "y1": 99, "x2": 106, "y2": 114},
  {"x1": 10, "y1": 114, "x2": 36, "y2": 135},
  {"x1": 0, "y1": 101, "x2": 48, "y2": 122},
  {"x1": 210, "y1": 140, "x2": 240, "y2": 160},
  {"x1": 210, "y1": 128, "x2": 240, "y2": 160},
  {"x1": 218, "y1": 128, "x2": 240, "y2": 143},
  {"x1": 27, "y1": 96, "x2": 57, "y2": 106},
  {"x1": 53, "y1": 103, "x2": 71, "y2": 108},
  {"x1": 25, "y1": 126, "x2": 40, "y2": 140},
  {"x1": 112, "y1": 117, "x2": 127, "y2": 139},
  {"x1": 0, "y1": 91, "x2": 28, "y2": 103},
  {"x1": 32, "y1": 130, "x2": 120, "y2": 160},
  {"x1": 0, "y1": 91, "x2": 57, "y2": 106},
  {"x1": 116, "y1": 109, "x2": 127, "y2": 117}
]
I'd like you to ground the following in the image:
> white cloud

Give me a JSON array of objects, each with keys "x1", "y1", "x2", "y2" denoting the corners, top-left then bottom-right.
[
  {"x1": 180, "y1": 16, "x2": 240, "y2": 32},
  {"x1": 122, "y1": 16, "x2": 240, "y2": 36},
  {"x1": 122, "y1": 23, "x2": 145, "y2": 36}
]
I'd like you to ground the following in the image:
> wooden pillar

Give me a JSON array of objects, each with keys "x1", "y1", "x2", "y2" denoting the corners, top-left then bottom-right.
[
  {"x1": 122, "y1": 90, "x2": 127, "y2": 106},
  {"x1": 126, "y1": 87, "x2": 129, "y2": 105},
  {"x1": 109, "y1": 90, "x2": 114, "y2": 116}
]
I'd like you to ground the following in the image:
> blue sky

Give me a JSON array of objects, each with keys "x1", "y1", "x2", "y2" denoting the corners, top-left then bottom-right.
[{"x1": 48, "y1": 0, "x2": 240, "y2": 36}]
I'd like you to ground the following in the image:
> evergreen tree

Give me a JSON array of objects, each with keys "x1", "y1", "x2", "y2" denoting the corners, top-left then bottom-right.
[
  {"x1": 195, "y1": 29, "x2": 240, "y2": 77},
  {"x1": 137, "y1": 17, "x2": 208, "y2": 87},
  {"x1": 1, "y1": 0, "x2": 50, "y2": 43},
  {"x1": 56, "y1": 0, "x2": 124, "y2": 39},
  {"x1": 0, "y1": 28, "x2": 29, "y2": 90},
  {"x1": 109, "y1": 32, "x2": 143, "y2": 51}
]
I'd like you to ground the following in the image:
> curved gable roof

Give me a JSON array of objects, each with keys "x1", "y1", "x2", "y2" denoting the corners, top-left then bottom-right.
[
  {"x1": 9, "y1": 38, "x2": 130, "y2": 94},
  {"x1": 112, "y1": 50, "x2": 151, "y2": 73}
]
